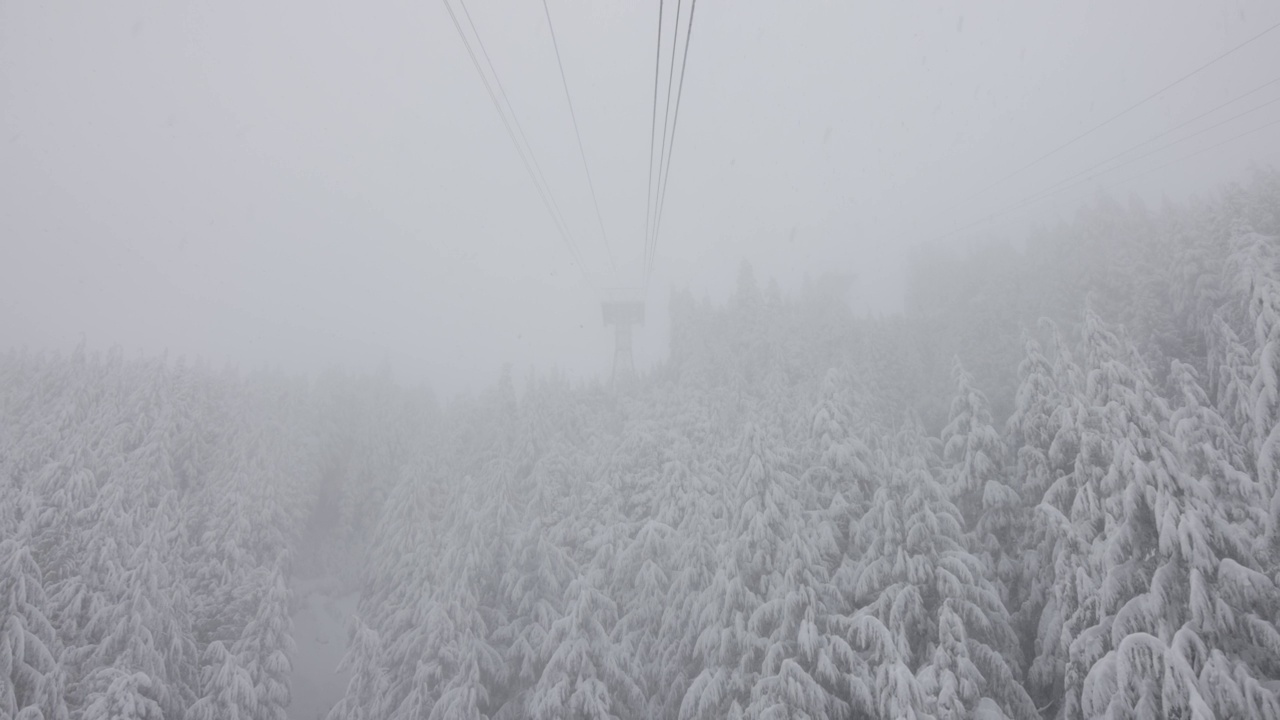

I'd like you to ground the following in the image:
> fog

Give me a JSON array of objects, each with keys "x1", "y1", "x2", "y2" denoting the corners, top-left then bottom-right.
[
  {"x1": 5, "y1": 0, "x2": 1279, "y2": 394},
  {"x1": 6, "y1": 4, "x2": 1280, "y2": 720}
]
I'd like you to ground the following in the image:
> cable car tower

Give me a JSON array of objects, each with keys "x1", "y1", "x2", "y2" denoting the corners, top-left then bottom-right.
[
  {"x1": 440, "y1": 0, "x2": 697, "y2": 388},
  {"x1": 601, "y1": 288, "x2": 645, "y2": 386}
]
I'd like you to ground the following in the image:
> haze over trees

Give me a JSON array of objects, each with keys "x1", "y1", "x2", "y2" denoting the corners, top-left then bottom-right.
[{"x1": 4, "y1": 171, "x2": 1280, "y2": 719}]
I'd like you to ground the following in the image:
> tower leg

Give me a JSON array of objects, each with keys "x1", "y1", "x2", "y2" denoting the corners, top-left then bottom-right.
[{"x1": 612, "y1": 321, "x2": 635, "y2": 386}]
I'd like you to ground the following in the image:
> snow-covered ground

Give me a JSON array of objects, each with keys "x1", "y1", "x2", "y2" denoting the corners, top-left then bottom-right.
[{"x1": 289, "y1": 578, "x2": 360, "y2": 720}]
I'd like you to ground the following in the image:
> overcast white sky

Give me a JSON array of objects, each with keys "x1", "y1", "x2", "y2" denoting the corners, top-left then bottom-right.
[{"x1": 4, "y1": 0, "x2": 1280, "y2": 395}]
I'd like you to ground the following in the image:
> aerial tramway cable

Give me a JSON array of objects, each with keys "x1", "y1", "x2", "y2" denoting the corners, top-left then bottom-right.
[
  {"x1": 648, "y1": 0, "x2": 698, "y2": 288},
  {"x1": 442, "y1": 0, "x2": 594, "y2": 288},
  {"x1": 1099, "y1": 116, "x2": 1280, "y2": 195},
  {"x1": 1020, "y1": 75, "x2": 1280, "y2": 203},
  {"x1": 928, "y1": 105, "x2": 1280, "y2": 243},
  {"x1": 1012, "y1": 92, "x2": 1280, "y2": 211},
  {"x1": 541, "y1": 0, "x2": 617, "y2": 274},
  {"x1": 444, "y1": 0, "x2": 703, "y2": 293},
  {"x1": 641, "y1": 0, "x2": 666, "y2": 291},
  {"x1": 966, "y1": 20, "x2": 1280, "y2": 200},
  {"x1": 922, "y1": 19, "x2": 1280, "y2": 239},
  {"x1": 644, "y1": 0, "x2": 698, "y2": 289},
  {"x1": 647, "y1": 0, "x2": 683, "y2": 284},
  {"x1": 454, "y1": 0, "x2": 583, "y2": 255}
]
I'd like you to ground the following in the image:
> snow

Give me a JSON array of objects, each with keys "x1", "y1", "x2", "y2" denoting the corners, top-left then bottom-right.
[
  {"x1": 287, "y1": 579, "x2": 359, "y2": 720},
  {"x1": 973, "y1": 697, "x2": 1009, "y2": 720},
  {"x1": 5, "y1": 174, "x2": 1280, "y2": 720}
]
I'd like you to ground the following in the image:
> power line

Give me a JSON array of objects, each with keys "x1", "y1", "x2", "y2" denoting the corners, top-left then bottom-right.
[
  {"x1": 541, "y1": 0, "x2": 617, "y2": 274},
  {"x1": 1006, "y1": 97, "x2": 1280, "y2": 219},
  {"x1": 646, "y1": 0, "x2": 683, "y2": 288},
  {"x1": 442, "y1": 0, "x2": 567, "y2": 244},
  {"x1": 928, "y1": 112, "x2": 1280, "y2": 244},
  {"x1": 1021, "y1": 92, "x2": 1280, "y2": 206},
  {"x1": 441, "y1": 0, "x2": 594, "y2": 287},
  {"x1": 926, "y1": 18, "x2": 1280, "y2": 233},
  {"x1": 977, "y1": 19, "x2": 1280, "y2": 194},
  {"x1": 645, "y1": 0, "x2": 698, "y2": 288},
  {"x1": 642, "y1": 0, "x2": 665, "y2": 290},
  {"x1": 1101, "y1": 116, "x2": 1280, "y2": 193},
  {"x1": 648, "y1": 0, "x2": 698, "y2": 287},
  {"x1": 1023, "y1": 76, "x2": 1280, "y2": 201},
  {"x1": 456, "y1": 0, "x2": 578, "y2": 250}
]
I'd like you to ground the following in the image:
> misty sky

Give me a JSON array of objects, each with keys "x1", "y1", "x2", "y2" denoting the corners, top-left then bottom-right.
[{"x1": 4, "y1": 0, "x2": 1280, "y2": 395}]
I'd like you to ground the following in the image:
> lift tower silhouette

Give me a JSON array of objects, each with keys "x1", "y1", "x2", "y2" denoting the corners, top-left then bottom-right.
[{"x1": 602, "y1": 290, "x2": 644, "y2": 386}]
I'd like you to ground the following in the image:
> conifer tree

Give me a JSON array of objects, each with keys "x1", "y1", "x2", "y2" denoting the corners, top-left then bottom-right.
[
  {"x1": 324, "y1": 618, "x2": 390, "y2": 720},
  {"x1": 1169, "y1": 360, "x2": 1264, "y2": 530},
  {"x1": 942, "y1": 359, "x2": 1021, "y2": 607},
  {"x1": 1005, "y1": 334, "x2": 1061, "y2": 508},
  {"x1": 493, "y1": 521, "x2": 576, "y2": 715},
  {"x1": 232, "y1": 566, "x2": 293, "y2": 720},
  {"x1": 0, "y1": 535, "x2": 69, "y2": 720},
  {"x1": 528, "y1": 576, "x2": 642, "y2": 720},
  {"x1": 1207, "y1": 314, "x2": 1256, "y2": 463},
  {"x1": 611, "y1": 519, "x2": 675, "y2": 716},
  {"x1": 80, "y1": 669, "x2": 165, "y2": 720},
  {"x1": 850, "y1": 422, "x2": 1035, "y2": 720},
  {"x1": 804, "y1": 368, "x2": 875, "y2": 562},
  {"x1": 743, "y1": 526, "x2": 871, "y2": 720},
  {"x1": 1076, "y1": 356, "x2": 1280, "y2": 719},
  {"x1": 654, "y1": 476, "x2": 723, "y2": 720},
  {"x1": 185, "y1": 642, "x2": 257, "y2": 720},
  {"x1": 680, "y1": 423, "x2": 806, "y2": 719}
]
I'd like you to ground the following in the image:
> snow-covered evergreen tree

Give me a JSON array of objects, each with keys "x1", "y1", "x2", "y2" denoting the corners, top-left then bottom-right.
[
  {"x1": 3, "y1": 170, "x2": 1280, "y2": 720},
  {"x1": 527, "y1": 576, "x2": 641, "y2": 720},
  {"x1": 80, "y1": 669, "x2": 166, "y2": 720},
  {"x1": 324, "y1": 618, "x2": 389, "y2": 720},
  {"x1": 233, "y1": 565, "x2": 293, "y2": 720},
  {"x1": 850, "y1": 421, "x2": 1036, "y2": 720},
  {"x1": 680, "y1": 424, "x2": 789, "y2": 719},
  {"x1": 185, "y1": 642, "x2": 257, "y2": 720},
  {"x1": 1079, "y1": 355, "x2": 1280, "y2": 718},
  {"x1": 942, "y1": 359, "x2": 1021, "y2": 606},
  {"x1": 0, "y1": 534, "x2": 69, "y2": 720}
]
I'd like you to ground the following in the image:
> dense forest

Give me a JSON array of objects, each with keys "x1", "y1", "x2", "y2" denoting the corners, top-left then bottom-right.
[{"x1": 5, "y1": 169, "x2": 1280, "y2": 719}]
